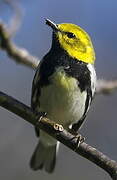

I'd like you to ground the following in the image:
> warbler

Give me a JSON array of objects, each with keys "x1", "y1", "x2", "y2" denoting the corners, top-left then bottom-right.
[{"x1": 30, "y1": 19, "x2": 96, "y2": 173}]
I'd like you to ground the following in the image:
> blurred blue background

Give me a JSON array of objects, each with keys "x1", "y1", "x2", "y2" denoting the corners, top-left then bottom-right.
[{"x1": 0, "y1": 0, "x2": 117, "y2": 179}]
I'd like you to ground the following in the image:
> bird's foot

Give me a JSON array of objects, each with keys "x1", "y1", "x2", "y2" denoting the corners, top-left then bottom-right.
[
  {"x1": 35, "y1": 111, "x2": 47, "y2": 123},
  {"x1": 73, "y1": 134, "x2": 85, "y2": 149},
  {"x1": 37, "y1": 111, "x2": 47, "y2": 121},
  {"x1": 68, "y1": 129, "x2": 85, "y2": 150}
]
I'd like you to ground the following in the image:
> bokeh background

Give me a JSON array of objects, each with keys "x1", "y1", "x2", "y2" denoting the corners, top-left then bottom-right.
[{"x1": 0, "y1": 0, "x2": 117, "y2": 179}]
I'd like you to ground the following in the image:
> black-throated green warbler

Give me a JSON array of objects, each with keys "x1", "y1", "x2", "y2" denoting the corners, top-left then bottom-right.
[{"x1": 30, "y1": 19, "x2": 96, "y2": 173}]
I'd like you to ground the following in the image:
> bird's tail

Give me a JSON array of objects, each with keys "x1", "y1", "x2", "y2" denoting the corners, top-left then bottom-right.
[{"x1": 30, "y1": 141, "x2": 58, "y2": 173}]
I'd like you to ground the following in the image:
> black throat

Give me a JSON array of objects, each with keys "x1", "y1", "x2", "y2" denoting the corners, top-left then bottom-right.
[{"x1": 39, "y1": 33, "x2": 91, "y2": 93}]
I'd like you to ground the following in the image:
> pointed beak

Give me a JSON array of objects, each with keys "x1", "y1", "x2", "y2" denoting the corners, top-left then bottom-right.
[{"x1": 45, "y1": 19, "x2": 58, "y2": 31}]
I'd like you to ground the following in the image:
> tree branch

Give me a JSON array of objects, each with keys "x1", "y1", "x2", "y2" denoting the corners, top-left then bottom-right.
[
  {"x1": 0, "y1": 91, "x2": 117, "y2": 179},
  {"x1": 3, "y1": 0, "x2": 22, "y2": 36},
  {"x1": 96, "y1": 79, "x2": 117, "y2": 94},
  {"x1": 0, "y1": 22, "x2": 39, "y2": 69}
]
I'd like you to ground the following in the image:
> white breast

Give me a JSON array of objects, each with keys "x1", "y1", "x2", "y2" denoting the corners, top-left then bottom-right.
[{"x1": 39, "y1": 67, "x2": 87, "y2": 128}]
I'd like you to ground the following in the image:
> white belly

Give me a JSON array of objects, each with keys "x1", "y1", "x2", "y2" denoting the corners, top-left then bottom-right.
[
  {"x1": 38, "y1": 67, "x2": 87, "y2": 145},
  {"x1": 39, "y1": 67, "x2": 87, "y2": 127}
]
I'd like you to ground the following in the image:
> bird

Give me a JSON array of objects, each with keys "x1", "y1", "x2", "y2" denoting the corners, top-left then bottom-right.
[{"x1": 30, "y1": 19, "x2": 96, "y2": 173}]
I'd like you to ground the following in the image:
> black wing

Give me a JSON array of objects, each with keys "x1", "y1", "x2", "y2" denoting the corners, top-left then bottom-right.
[{"x1": 31, "y1": 65, "x2": 41, "y2": 137}]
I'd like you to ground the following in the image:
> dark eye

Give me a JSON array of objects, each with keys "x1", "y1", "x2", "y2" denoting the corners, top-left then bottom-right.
[{"x1": 67, "y1": 32, "x2": 76, "y2": 38}]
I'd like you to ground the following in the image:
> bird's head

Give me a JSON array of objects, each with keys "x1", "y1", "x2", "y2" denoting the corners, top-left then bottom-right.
[{"x1": 46, "y1": 19, "x2": 95, "y2": 64}]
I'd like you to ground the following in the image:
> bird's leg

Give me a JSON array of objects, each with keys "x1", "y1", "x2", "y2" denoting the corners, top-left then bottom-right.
[
  {"x1": 68, "y1": 128, "x2": 85, "y2": 150},
  {"x1": 35, "y1": 111, "x2": 47, "y2": 137},
  {"x1": 73, "y1": 134, "x2": 85, "y2": 149}
]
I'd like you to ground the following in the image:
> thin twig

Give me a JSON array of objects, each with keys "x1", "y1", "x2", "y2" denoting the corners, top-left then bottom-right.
[
  {"x1": 96, "y1": 79, "x2": 117, "y2": 94},
  {"x1": 3, "y1": 0, "x2": 23, "y2": 36},
  {"x1": 0, "y1": 23, "x2": 39, "y2": 69},
  {"x1": 0, "y1": 91, "x2": 117, "y2": 179}
]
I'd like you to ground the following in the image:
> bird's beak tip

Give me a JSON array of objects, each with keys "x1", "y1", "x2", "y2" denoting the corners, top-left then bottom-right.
[
  {"x1": 45, "y1": 18, "x2": 58, "y2": 31},
  {"x1": 45, "y1": 18, "x2": 50, "y2": 25}
]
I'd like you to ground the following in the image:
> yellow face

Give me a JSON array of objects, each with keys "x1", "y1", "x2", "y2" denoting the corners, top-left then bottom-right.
[{"x1": 56, "y1": 23, "x2": 95, "y2": 64}]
